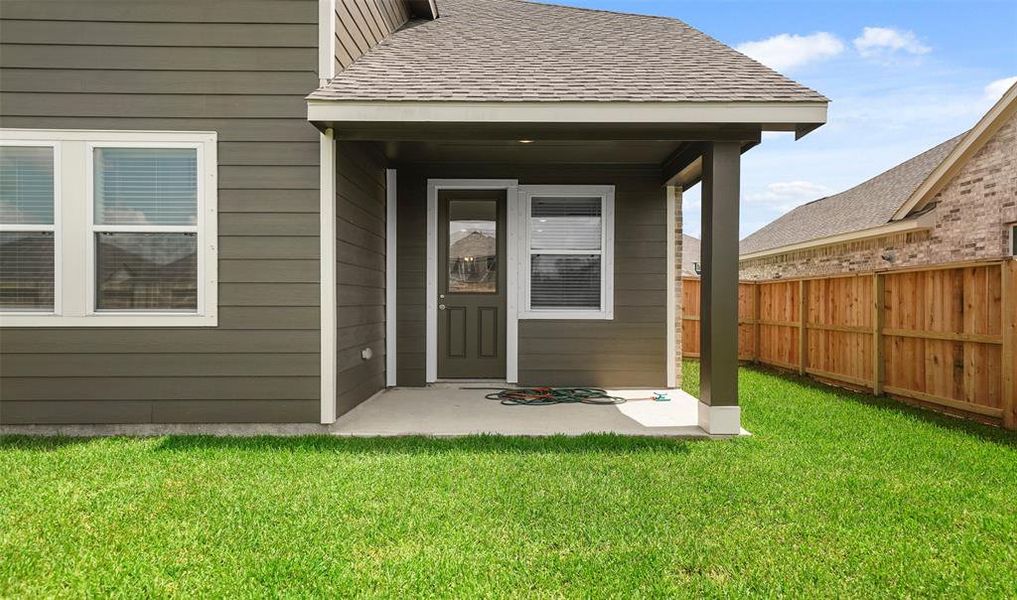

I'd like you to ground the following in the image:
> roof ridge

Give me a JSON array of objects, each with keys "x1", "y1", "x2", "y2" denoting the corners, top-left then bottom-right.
[{"x1": 500, "y1": 0, "x2": 695, "y2": 24}]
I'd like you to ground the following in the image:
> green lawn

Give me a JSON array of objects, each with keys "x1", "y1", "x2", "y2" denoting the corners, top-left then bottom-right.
[{"x1": 2, "y1": 363, "x2": 1015, "y2": 598}]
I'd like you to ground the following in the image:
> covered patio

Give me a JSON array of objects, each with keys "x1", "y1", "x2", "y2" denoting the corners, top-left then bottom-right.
[{"x1": 309, "y1": 0, "x2": 828, "y2": 434}]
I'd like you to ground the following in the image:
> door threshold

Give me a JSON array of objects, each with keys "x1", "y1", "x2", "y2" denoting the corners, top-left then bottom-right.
[{"x1": 431, "y1": 379, "x2": 512, "y2": 387}]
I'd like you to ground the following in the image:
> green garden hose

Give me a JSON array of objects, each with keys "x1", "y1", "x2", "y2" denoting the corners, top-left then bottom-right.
[{"x1": 469, "y1": 386, "x2": 626, "y2": 406}]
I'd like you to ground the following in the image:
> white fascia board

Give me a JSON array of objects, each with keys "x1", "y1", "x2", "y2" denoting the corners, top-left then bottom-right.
[
  {"x1": 307, "y1": 100, "x2": 828, "y2": 128},
  {"x1": 739, "y1": 215, "x2": 934, "y2": 262}
]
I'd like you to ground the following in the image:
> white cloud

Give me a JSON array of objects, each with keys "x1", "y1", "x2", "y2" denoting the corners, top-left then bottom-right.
[
  {"x1": 736, "y1": 32, "x2": 844, "y2": 72},
  {"x1": 853, "y1": 27, "x2": 930, "y2": 59},
  {"x1": 745, "y1": 180, "x2": 833, "y2": 212},
  {"x1": 985, "y1": 76, "x2": 1017, "y2": 101}
]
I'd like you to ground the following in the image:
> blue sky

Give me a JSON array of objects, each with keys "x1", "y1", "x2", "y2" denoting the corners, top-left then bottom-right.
[{"x1": 557, "y1": 0, "x2": 1017, "y2": 238}]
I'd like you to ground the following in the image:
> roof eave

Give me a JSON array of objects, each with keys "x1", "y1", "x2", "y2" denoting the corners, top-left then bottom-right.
[
  {"x1": 739, "y1": 213, "x2": 936, "y2": 261},
  {"x1": 306, "y1": 99, "x2": 828, "y2": 132}
]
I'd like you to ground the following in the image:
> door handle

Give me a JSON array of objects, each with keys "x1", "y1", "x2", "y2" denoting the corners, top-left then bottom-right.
[{"x1": 439, "y1": 304, "x2": 446, "y2": 310}]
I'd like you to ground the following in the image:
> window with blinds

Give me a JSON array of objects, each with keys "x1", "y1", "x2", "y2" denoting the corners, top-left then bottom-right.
[
  {"x1": 0, "y1": 145, "x2": 56, "y2": 311},
  {"x1": 0, "y1": 130, "x2": 216, "y2": 327},
  {"x1": 92, "y1": 147, "x2": 198, "y2": 311},
  {"x1": 521, "y1": 187, "x2": 614, "y2": 319}
]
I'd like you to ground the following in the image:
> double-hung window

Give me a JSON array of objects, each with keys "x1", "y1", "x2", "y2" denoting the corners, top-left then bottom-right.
[
  {"x1": 0, "y1": 142, "x2": 58, "y2": 312},
  {"x1": 0, "y1": 130, "x2": 217, "y2": 327},
  {"x1": 519, "y1": 185, "x2": 614, "y2": 319}
]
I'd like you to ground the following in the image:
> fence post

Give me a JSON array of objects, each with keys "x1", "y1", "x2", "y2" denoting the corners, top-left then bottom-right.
[
  {"x1": 798, "y1": 279, "x2": 807, "y2": 375},
  {"x1": 753, "y1": 282, "x2": 761, "y2": 363},
  {"x1": 1003, "y1": 260, "x2": 1015, "y2": 430},
  {"x1": 873, "y1": 272, "x2": 884, "y2": 396}
]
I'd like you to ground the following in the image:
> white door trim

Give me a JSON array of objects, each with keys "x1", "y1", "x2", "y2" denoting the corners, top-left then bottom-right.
[
  {"x1": 385, "y1": 169, "x2": 397, "y2": 386},
  {"x1": 426, "y1": 178, "x2": 519, "y2": 383}
]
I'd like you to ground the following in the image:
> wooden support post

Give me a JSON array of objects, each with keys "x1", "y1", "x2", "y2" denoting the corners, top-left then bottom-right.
[
  {"x1": 873, "y1": 272, "x2": 885, "y2": 396},
  {"x1": 798, "y1": 279, "x2": 807, "y2": 375},
  {"x1": 753, "y1": 282, "x2": 761, "y2": 363},
  {"x1": 698, "y1": 142, "x2": 741, "y2": 435},
  {"x1": 1002, "y1": 260, "x2": 1015, "y2": 430}
]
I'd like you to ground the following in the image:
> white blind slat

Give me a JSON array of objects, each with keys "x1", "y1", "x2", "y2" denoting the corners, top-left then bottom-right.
[
  {"x1": 530, "y1": 254, "x2": 601, "y2": 309},
  {"x1": 95, "y1": 233, "x2": 197, "y2": 310},
  {"x1": 528, "y1": 196, "x2": 604, "y2": 310},
  {"x1": 94, "y1": 148, "x2": 198, "y2": 226},
  {"x1": 0, "y1": 231, "x2": 55, "y2": 310},
  {"x1": 0, "y1": 146, "x2": 55, "y2": 225}
]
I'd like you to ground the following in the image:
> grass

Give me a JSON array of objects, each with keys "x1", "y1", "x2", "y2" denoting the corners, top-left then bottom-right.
[{"x1": 1, "y1": 363, "x2": 1015, "y2": 598}]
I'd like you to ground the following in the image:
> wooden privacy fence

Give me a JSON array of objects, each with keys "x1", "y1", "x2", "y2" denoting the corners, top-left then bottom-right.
[{"x1": 682, "y1": 260, "x2": 1017, "y2": 429}]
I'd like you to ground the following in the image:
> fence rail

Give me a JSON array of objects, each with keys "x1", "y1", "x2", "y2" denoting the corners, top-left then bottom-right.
[{"x1": 682, "y1": 259, "x2": 1016, "y2": 429}]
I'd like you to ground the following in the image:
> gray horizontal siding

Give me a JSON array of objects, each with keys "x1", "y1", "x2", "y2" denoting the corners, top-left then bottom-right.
[
  {"x1": 395, "y1": 164, "x2": 667, "y2": 388},
  {"x1": 0, "y1": 1, "x2": 318, "y2": 23},
  {"x1": 0, "y1": 0, "x2": 322, "y2": 424},
  {"x1": 335, "y1": 142, "x2": 388, "y2": 414},
  {"x1": 334, "y1": 0, "x2": 410, "y2": 72}
]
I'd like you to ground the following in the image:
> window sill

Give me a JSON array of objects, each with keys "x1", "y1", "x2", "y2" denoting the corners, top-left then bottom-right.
[
  {"x1": 519, "y1": 310, "x2": 613, "y2": 320},
  {"x1": 0, "y1": 313, "x2": 218, "y2": 327}
]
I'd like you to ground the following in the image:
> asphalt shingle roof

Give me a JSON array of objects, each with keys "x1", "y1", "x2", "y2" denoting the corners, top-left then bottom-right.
[
  {"x1": 739, "y1": 135, "x2": 965, "y2": 255},
  {"x1": 310, "y1": 0, "x2": 826, "y2": 103}
]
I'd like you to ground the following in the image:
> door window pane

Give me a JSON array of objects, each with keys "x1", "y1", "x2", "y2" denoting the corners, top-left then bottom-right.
[
  {"x1": 0, "y1": 232, "x2": 55, "y2": 310},
  {"x1": 448, "y1": 200, "x2": 497, "y2": 293},
  {"x1": 95, "y1": 233, "x2": 197, "y2": 310},
  {"x1": 0, "y1": 146, "x2": 55, "y2": 225},
  {"x1": 530, "y1": 254, "x2": 601, "y2": 309},
  {"x1": 94, "y1": 147, "x2": 197, "y2": 226}
]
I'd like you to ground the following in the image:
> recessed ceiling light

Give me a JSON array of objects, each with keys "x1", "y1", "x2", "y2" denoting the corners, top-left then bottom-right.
[{"x1": 518, "y1": 139, "x2": 534, "y2": 144}]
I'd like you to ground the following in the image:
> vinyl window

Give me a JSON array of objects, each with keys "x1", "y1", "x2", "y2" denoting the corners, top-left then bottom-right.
[
  {"x1": 519, "y1": 185, "x2": 614, "y2": 319},
  {"x1": 0, "y1": 130, "x2": 217, "y2": 327},
  {"x1": 0, "y1": 142, "x2": 59, "y2": 313}
]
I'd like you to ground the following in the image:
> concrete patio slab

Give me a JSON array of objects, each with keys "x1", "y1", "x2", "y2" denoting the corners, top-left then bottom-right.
[{"x1": 330, "y1": 386, "x2": 749, "y2": 438}]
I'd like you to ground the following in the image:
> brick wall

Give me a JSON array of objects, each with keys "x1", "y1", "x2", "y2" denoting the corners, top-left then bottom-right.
[{"x1": 741, "y1": 111, "x2": 1017, "y2": 280}]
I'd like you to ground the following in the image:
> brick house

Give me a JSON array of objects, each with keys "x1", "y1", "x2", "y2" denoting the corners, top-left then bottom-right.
[{"x1": 740, "y1": 83, "x2": 1016, "y2": 279}]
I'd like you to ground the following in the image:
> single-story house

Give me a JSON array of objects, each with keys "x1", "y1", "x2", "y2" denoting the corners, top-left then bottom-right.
[
  {"x1": 0, "y1": 0, "x2": 828, "y2": 434},
  {"x1": 740, "y1": 83, "x2": 1016, "y2": 279},
  {"x1": 681, "y1": 234, "x2": 702, "y2": 277}
]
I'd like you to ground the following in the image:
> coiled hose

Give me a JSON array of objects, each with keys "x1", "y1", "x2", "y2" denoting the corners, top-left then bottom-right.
[{"x1": 472, "y1": 386, "x2": 626, "y2": 406}]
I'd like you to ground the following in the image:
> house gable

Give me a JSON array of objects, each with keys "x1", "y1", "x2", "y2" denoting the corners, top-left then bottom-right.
[{"x1": 893, "y1": 82, "x2": 1017, "y2": 220}]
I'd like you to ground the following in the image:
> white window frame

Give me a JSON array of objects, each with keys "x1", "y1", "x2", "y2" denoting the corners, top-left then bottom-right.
[
  {"x1": 0, "y1": 140, "x2": 62, "y2": 316},
  {"x1": 0, "y1": 129, "x2": 218, "y2": 327},
  {"x1": 518, "y1": 184, "x2": 614, "y2": 320}
]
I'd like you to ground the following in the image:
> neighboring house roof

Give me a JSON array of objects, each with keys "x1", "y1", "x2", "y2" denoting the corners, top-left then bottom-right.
[
  {"x1": 309, "y1": 0, "x2": 826, "y2": 104},
  {"x1": 450, "y1": 231, "x2": 495, "y2": 259},
  {"x1": 741, "y1": 82, "x2": 1017, "y2": 258},
  {"x1": 681, "y1": 234, "x2": 701, "y2": 276},
  {"x1": 739, "y1": 135, "x2": 964, "y2": 256}
]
